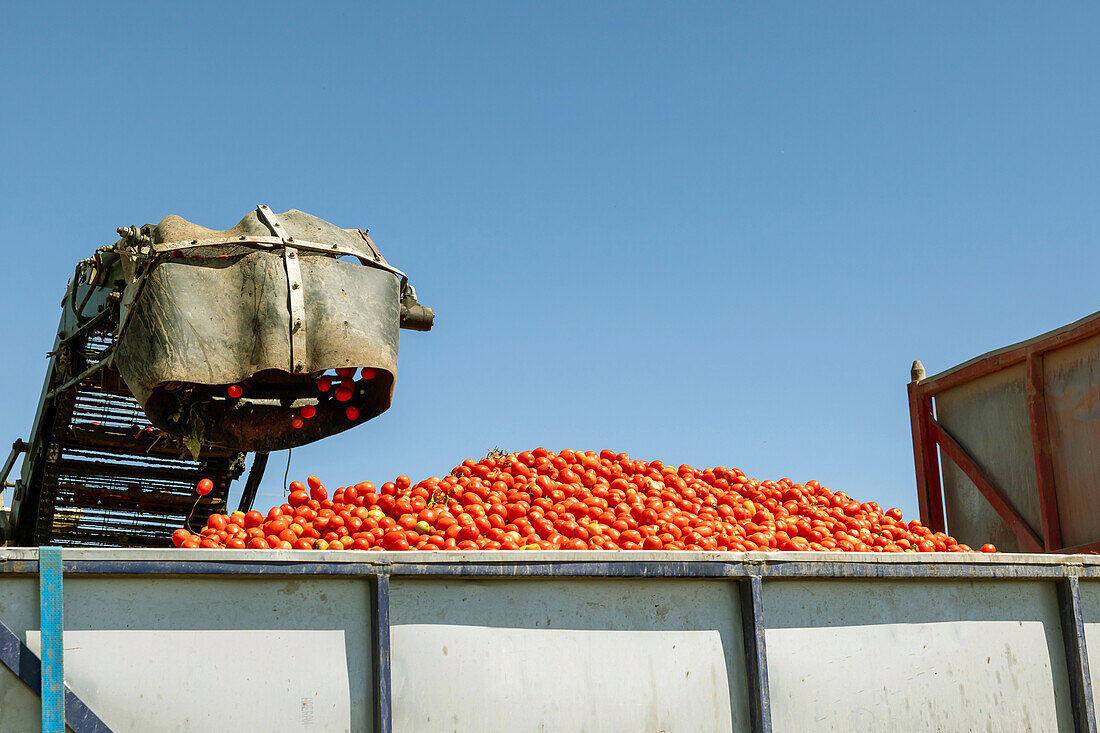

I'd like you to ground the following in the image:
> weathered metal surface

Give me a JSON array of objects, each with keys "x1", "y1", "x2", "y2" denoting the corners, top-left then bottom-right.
[
  {"x1": 1028, "y1": 353, "x2": 1064, "y2": 549},
  {"x1": 115, "y1": 249, "x2": 400, "y2": 452},
  {"x1": 1060, "y1": 576, "x2": 1098, "y2": 732},
  {"x1": 929, "y1": 416, "x2": 1044, "y2": 552},
  {"x1": 27, "y1": 630, "x2": 351, "y2": 732},
  {"x1": 7, "y1": 206, "x2": 432, "y2": 547},
  {"x1": 371, "y1": 574, "x2": 391, "y2": 733},
  {"x1": 389, "y1": 577, "x2": 747, "y2": 732},
  {"x1": 0, "y1": 551, "x2": 1098, "y2": 732},
  {"x1": 1042, "y1": 335, "x2": 1100, "y2": 549},
  {"x1": 935, "y1": 363, "x2": 1041, "y2": 551},
  {"x1": 913, "y1": 311, "x2": 1100, "y2": 554},
  {"x1": 740, "y1": 575, "x2": 772, "y2": 733},
  {"x1": 764, "y1": 578, "x2": 1074, "y2": 731},
  {"x1": 0, "y1": 570, "x2": 369, "y2": 733},
  {"x1": 0, "y1": 572, "x2": 112, "y2": 732},
  {"x1": 106, "y1": 206, "x2": 434, "y2": 452},
  {"x1": 908, "y1": 378, "x2": 944, "y2": 531},
  {"x1": 1074, "y1": 581, "x2": 1100, "y2": 728}
]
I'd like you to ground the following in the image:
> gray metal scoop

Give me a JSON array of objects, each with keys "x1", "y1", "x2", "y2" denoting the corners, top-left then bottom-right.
[{"x1": 111, "y1": 206, "x2": 433, "y2": 452}]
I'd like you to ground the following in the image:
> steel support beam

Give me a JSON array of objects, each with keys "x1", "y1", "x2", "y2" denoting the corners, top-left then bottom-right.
[
  {"x1": 1059, "y1": 575, "x2": 1097, "y2": 733},
  {"x1": 927, "y1": 418, "x2": 1044, "y2": 552},
  {"x1": 371, "y1": 573, "x2": 392, "y2": 733},
  {"x1": 740, "y1": 575, "x2": 772, "y2": 733},
  {"x1": 1027, "y1": 352, "x2": 1063, "y2": 550}
]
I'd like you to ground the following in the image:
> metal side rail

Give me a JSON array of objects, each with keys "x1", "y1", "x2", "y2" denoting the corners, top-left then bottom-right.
[{"x1": 0, "y1": 549, "x2": 1094, "y2": 732}]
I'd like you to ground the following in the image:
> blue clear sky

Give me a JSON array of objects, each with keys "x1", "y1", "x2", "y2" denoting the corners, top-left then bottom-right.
[{"x1": 2, "y1": 3, "x2": 1098, "y2": 521}]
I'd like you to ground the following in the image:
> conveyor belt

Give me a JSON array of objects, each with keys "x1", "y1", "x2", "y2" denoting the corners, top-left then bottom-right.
[{"x1": 30, "y1": 331, "x2": 245, "y2": 547}]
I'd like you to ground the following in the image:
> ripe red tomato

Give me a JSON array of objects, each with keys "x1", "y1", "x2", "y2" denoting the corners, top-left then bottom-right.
[
  {"x1": 196, "y1": 478, "x2": 213, "y2": 496},
  {"x1": 301, "y1": 405, "x2": 316, "y2": 419},
  {"x1": 308, "y1": 476, "x2": 327, "y2": 502},
  {"x1": 227, "y1": 384, "x2": 243, "y2": 399}
]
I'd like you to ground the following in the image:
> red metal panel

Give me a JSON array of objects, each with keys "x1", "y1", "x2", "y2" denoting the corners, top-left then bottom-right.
[
  {"x1": 919, "y1": 313, "x2": 1100, "y2": 395},
  {"x1": 927, "y1": 418, "x2": 1044, "y2": 553},
  {"x1": 1056, "y1": 541, "x2": 1100, "y2": 555},
  {"x1": 1026, "y1": 352, "x2": 1062, "y2": 551},
  {"x1": 908, "y1": 381, "x2": 934, "y2": 528},
  {"x1": 909, "y1": 381, "x2": 945, "y2": 532},
  {"x1": 1037, "y1": 336, "x2": 1100, "y2": 548},
  {"x1": 921, "y1": 396, "x2": 946, "y2": 534}
]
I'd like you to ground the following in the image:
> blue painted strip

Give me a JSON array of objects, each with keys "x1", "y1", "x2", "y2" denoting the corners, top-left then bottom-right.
[
  {"x1": 39, "y1": 547, "x2": 64, "y2": 733},
  {"x1": 372, "y1": 573, "x2": 392, "y2": 733}
]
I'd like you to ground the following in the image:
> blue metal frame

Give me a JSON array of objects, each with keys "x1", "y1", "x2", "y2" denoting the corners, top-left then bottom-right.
[
  {"x1": 0, "y1": 551, "x2": 1097, "y2": 732},
  {"x1": 40, "y1": 547, "x2": 65, "y2": 733}
]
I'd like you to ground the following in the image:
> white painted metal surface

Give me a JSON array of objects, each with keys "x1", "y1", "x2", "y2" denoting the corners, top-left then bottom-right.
[
  {"x1": 0, "y1": 571, "x2": 372, "y2": 732},
  {"x1": 27, "y1": 631, "x2": 351, "y2": 733},
  {"x1": 764, "y1": 579, "x2": 1072, "y2": 732},
  {"x1": 390, "y1": 578, "x2": 746, "y2": 733}
]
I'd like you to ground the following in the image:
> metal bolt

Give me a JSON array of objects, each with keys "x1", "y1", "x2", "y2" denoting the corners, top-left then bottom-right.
[
  {"x1": 287, "y1": 237, "x2": 294, "y2": 242},
  {"x1": 295, "y1": 362, "x2": 304, "y2": 372},
  {"x1": 239, "y1": 235, "x2": 246, "y2": 240},
  {"x1": 292, "y1": 282, "x2": 300, "y2": 289},
  {"x1": 288, "y1": 251, "x2": 296, "y2": 258}
]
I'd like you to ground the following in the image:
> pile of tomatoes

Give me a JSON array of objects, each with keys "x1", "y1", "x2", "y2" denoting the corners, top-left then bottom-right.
[{"x1": 172, "y1": 448, "x2": 997, "y2": 553}]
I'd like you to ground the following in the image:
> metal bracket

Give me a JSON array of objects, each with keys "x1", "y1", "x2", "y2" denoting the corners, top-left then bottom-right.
[
  {"x1": 284, "y1": 247, "x2": 306, "y2": 373},
  {"x1": 145, "y1": 235, "x2": 409, "y2": 281},
  {"x1": 256, "y1": 206, "x2": 307, "y2": 373}
]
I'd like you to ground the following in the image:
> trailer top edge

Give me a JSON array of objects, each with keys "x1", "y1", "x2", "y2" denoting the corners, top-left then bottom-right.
[
  {"x1": 0, "y1": 548, "x2": 1095, "y2": 567},
  {"x1": 921, "y1": 308, "x2": 1100, "y2": 388}
]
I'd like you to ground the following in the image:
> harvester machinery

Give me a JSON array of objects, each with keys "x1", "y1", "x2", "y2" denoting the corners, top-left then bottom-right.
[{"x1": 0, "y1": 206, "x2": 433, "y2": 547}]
